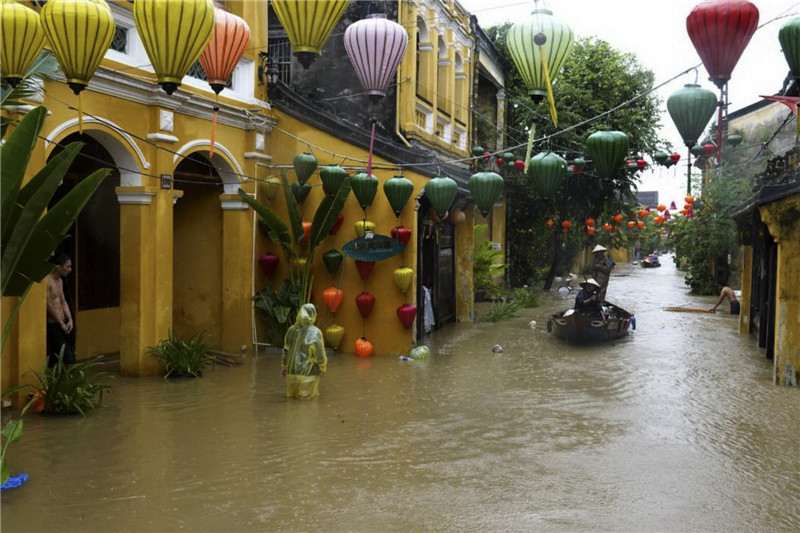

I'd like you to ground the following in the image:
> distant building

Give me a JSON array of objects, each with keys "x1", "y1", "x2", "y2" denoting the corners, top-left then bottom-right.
[{"x1": 636, "y1": 191, "x2": 659, "y2": 208}]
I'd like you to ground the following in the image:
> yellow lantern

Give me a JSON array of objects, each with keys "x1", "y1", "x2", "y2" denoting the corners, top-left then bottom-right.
[
  {"x1": 0, "y1": 0, "x2": 47, "y2": 88},
  {"x1": 271, "y1": 0, "x2": 349, "y2": 69},
  {"x1": 394, "y1": 267, "x2": 413, "y2": 294},
  {"x1": 134, "y1": 0, "x2": 215, "y2": 95},
  {"x1": 355, "y1": 220, "x2": 375, "y2": 237},
  {"x1": 324, "y1": 324, "x2": 345, "y2": 350},
  {"x1": 263, "y1": 176, "x2": 281, "y2": 201}
]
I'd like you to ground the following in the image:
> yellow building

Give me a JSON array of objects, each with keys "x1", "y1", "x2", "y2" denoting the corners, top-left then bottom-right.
[{"x1": 2, "y1": 0, "x2": 507, "y2": 397}]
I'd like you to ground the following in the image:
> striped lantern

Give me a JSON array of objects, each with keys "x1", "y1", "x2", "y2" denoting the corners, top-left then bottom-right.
[
  {"x1": 344, "y1": 13, "x2": 408, "y2": 101},
  {"x1": 271, "y1": 0, "x2": 349, "y2": 69},
  {"x1": 199, "y1": 7, "x2": 250, "y2": 157},
  {"x1": 424, "y1": 177, "x2": 457, "y2": 219},
  {"x1": 40, "y1": 0, "x2": 114, "y2": 95},
  {"x1": 134, "y1": 0, "x2": 215, "y2": 95},
  {"x1": 586, "y1": 131, "x2": 629, "y2": 181},
  {"x1": 394, "y1": 267, "x2": 413, "y2": 294},
  {"x1": 779, "y1": 17, "x2": 800, "y2": 80},
  {"x1": 527, "y1": 152, "x2": 566, "y2": 197},
  {"x1": 667, "y1": 84, "x2": 717, "y2": 148},
  {"x1": 0, "y1": 0, "x2": 47, "y2": 88}
]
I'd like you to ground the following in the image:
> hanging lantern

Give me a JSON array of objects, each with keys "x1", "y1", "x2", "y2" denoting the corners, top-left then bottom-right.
[
  {"x1": 587, "y1": 226, "x2": 596, "y2": 235},
  {"x1": 328, "y1": 213, "x2": 344, "y2": 235},
  {"x1": 603, "y1": 223, "x2": 612, "y2": 231},
  {"x1": 495, "y1": 157, "x2": 504, "y2": 169},
  {"x1": 134, "y1": 0, "x2": 215, "y2": 95},
  {"x1": 653, "y1": 152, "x2": 669, "y2": 165},
  {"x1": 468, "y1": 171, "x2": 504, "y2": 217},
  {"x1": 355, "y1": 291, "x2": 375, "y2": 319},
  {"x1": 355, "y1": 260, "x2": 375, "y2": 280},
  {"x1": 471, "y1": 146, "x2": 485, "y2": 157},
  {"x1": 586, "y1": 131, "x2": 629, "y2": 180},
  {"x1": 703, "y1": 143, "x2": 716, "y2": 155},
  {"x1": 397, "y1": 304, "x2": 417, "y2": 330},
  {"x1": 638, "y1": 209, "x2": 648, "y2": 218},
  {"x1": 355, "y1": 337, "x2": 373, "y2": 358},
  {"x1": 322, "y1": 249, "x2": 344, "y2": 275},
  {"x1": 293, "y1": 152, "x2": 318, "y2": 185},
  {"x1": 585, "y1": 218, "x2": 595, "y2": 226},
  {"x1": 779, "y1": 17, "x2": 800, "y2": 81},
  {"x1": 300, "y1": 221, "x2": 311, "y2": 246},
  {"x1": 687, "y1": 0, "x2": 759, "y2": 89},
  {"x1": 571, "y1": 158, "x2": 586, "y2": 174},
  {"x1": 626, "y1": 160, "x2": 639, "y2": 172},
  {"x1": 691, "y1": 144, "x2": 705, "y2": 157},
  {"x1": 514, "y1": 160, "x2": 526, "y2": 172},
  {"x1": 628, "y1": 221, "x2": 635, "y2": 228},
  {"x1": 394, "y1": 267, "x2": 413, "y2": 293},
  {"x1": 320, "y1": 166, "x2": 348, "y2": 196},
  {"x1": 355, "y1": 220, "x2": 375, "y2": 237},
  {"x1": 637, "y1": 221, "x2": 645, "y2": 229},
  {"x1": 667, "y1": 84, "x2": 718, "y2": 148},
  {"x1": 425, "y1": 177, "x2": 458, "y2": 219},
  {"x1": 323, "y1": 287, "x2": 344, "y2": 313},
  {"x1": 561, "y1": 220, "x2": 571, "y2": 230},
  {"x1": 657, "y1": 204, "x2": 667, "y2": 212},
  {"x1": 325, "y1": 324, "x2": 345, "y2": 350},
  {"x1": 0, "y1": 0, "x2": 47, "y2": 88},
  {"x1": 546, "y1": 219, "x2": 554, "y2": 228},
  {"x1": 670, "y1": 201, "x2": 678, "y2": 210},
  {"x1": 351, "y1": 172, "x2": 379, "y2": 211},
  {"x1": 670, "y1": 153, "x2": 681, "y2": 164},
  {"x1": 613, "y1": 214, "x2": 624, "y2": 222},
  {"x1": 636, "y1": 159, "x2": 647, "y2": 171},
  {"x1": 685, "y1": 196, "x2": 695, "y2": 203},
  {"x1": 391, "y1": 225, "x2": 412, "y2": 245},
  {"x1": 292, "y1": 256, "x2": 307, "y2": 278},
  {"x1": 727, "y1": 134, "x2": 743, "y2": 147},
  {"x1": 271, "y1": 0, "x2": 349, "y2": 69},
  {"x1": 198, "y1": 7, "x2": 250, "y2": 158},
  {"x1": 291, "y1": 182, "x2": 312, "y2": 204},
  {"x1": 383, "y1": 175, "x2": 415, "y2": 217},
  {"x1": 258, "y1": 252, "x2": 279, "y2": 278},
  {"x1": 344, "y1": 13, "x2": 408, "y2": 100},
  {"x1": 506, "y1": 9, "x2": 573, "y2": 105},
  {"x1": 263, "y1": 176, "x2": 281, "y2": 201},
  {"x1": 447, "y1": 209, "x2": 466, "y2": 225},
  {"x1": 527, "y1": 151, "x2": 567, "y2": 196}
]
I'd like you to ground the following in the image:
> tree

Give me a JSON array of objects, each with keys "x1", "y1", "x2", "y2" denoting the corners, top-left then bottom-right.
[{"x1": 484, "y1": 27, "x2": 667, "y2": 289}]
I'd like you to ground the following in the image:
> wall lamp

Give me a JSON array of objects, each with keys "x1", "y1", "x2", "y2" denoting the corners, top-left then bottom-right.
[{"x1": 257, "y1": 51, "x2": 280, "y2": 86}]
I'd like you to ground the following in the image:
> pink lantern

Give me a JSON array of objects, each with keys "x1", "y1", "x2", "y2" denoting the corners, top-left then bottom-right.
[
  {"x1": 344, "y1": 13, "x2": 408, "y2": 101},
  {"x1": 258, "y1": 252, "x2": 279, "y2": 277},
  {"x1": 355, "y1": 291, "x2": 376, "y2": 318}
]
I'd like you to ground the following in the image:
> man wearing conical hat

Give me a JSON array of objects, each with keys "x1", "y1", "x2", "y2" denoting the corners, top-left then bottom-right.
[{"x1": 592, "y1": 245, "x2": 612, "y2": 302}]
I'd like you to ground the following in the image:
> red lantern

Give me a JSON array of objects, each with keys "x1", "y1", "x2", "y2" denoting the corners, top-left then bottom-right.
[
  {"x1": 603, "y1": 223, "x2": 612, "y2": 231},
  {"x1": 587, "y1": 226, "x2": 596, "y2": 234},
  {"x1": 657, "y1": 204, "x2": 667, "y2": 212},
  {"x1": 355, "y1": 291, "x2": 375, "y2": 318},
  {"x1": 323, "y1": 287, "x2": 344, "y2": 313},
  {"x1": 585, "y1": 218, "x2": 595, "y2": 226},
  {"x1": 686, "y1": 0, "x2": 759, "y2": 89},
  {"x1": 638, "y1": 209, "x2": 648, "y2": 218},
  {"x1": 396, "y1": 304, "x2": 416, "y2": 329},
  {"x1": 258, "y1": 252, "x2": 279, "y2": 277},
  {"x1": 637, "y1": 159, "x2": 647, "y2": 170},
  {"x1": 391, "y1": 225, "x2": 412, "y2": 245},
  {"x1": 355, "y1": 260, "x2": 375, "y2": 280},
  {"x1": 613, "y1": 214, "x2": 624, "y2": 222},
  {"x1": 546, "y1": 219, "x2": 554, "y2": 228},
  {"x1": 670, "y1": 153, "x2": 681, "y2": 163},
  {"x1": 482, "y1": 151, "x2": 491, "y2": 164},
  {"x1": 685, "y1": 196, "x2": 694, "y2": 203},
  {"x1": 300, "y1": 221, "x2": 311, "y2": 245},
  {"x1": 628, "y1": 221, "x2": 635, "y2": 228},
  {"x1": 514, "y1": 159, "x2": 525, "y2": 172},
  {"x1": 496, "y1": 157, "x2": 504, "y2": 169},
  {"x1": 561, "y1": 220, "x2": 571, "y2": 230},
  {"x1": 703, "y1": 143, "x2": 716, "y2": 155},
  {"x1": 637, "y1": 221, "x2": 645, "y2": 229},
  {"x1": 355, "y1": 336, "x2": 373, "y2": 357},
  {"x1": 329, "y1": 213, "x2": 344, "y2": 235}
]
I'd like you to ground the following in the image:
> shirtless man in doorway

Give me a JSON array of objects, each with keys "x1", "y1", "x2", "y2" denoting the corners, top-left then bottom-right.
[{"x1": 46, "y1": 254, "x2": 75, "y2": 366}]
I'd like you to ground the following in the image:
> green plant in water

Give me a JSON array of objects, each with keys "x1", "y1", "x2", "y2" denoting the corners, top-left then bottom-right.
[
  {"x1": 148, "y1": 330, "x2": 214, "y2": 378},
  {"x1": 485, "y1": 299, "x2": 520, "y2": 322},
  {"x1": 26, "y1": 347, "x2": 113, "y2": 415},
  {"x1": 509, "y1": 287, "x2": 540, "y2": 308},
  {"x1": 239, "y1": 169, "x2": 351, "y2": 344},
  {"x1": 473, "y1": 223, "x2": 508, "y2": 299}
]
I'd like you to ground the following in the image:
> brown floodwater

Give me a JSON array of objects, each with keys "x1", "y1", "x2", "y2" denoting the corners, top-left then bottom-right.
[{"x1": 3, "y1": 257, "x2": 800, "y2": 532}]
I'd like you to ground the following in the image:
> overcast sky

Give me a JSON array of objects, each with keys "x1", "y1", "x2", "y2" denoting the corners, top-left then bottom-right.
[{"x1": 458, "y1": 0, "x2": 797, "y2": 204}]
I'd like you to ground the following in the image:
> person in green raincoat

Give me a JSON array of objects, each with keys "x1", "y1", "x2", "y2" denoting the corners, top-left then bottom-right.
[{"x1": 281, "y1": 303, "x2": 327, "y2": 400}]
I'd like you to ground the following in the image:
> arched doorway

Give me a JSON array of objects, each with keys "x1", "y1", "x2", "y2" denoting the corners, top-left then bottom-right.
[
  {"x1": 172, "y1": 153, "x2": 224, "y2": 344},
  {"x1": 48, "y1": 133, "x2": 121, "y2": 357}
]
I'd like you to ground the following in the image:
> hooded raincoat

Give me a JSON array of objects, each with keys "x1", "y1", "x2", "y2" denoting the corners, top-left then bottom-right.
[{"x1": 281, "y1": 304, "x2": 327, "y2": 399}]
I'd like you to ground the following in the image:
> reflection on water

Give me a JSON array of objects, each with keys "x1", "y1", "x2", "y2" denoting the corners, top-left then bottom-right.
[{"x1": 4, "y1": 257, "x2": 800, "y2": 532}]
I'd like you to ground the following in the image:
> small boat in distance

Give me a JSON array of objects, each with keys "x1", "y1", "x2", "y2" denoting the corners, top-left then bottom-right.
[
  {"x1": 547, "y1": 303, "x2": 634, "y2": 343},
  {"x1": 640, "y1": 253, "x2": 661, "y2": 268}
]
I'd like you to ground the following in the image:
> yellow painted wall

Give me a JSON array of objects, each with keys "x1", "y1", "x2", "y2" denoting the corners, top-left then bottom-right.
[
  {"x1": 738, "y1": 245, "x2": 752, "y2": 336},
  {"x1": 759, "y1": 197, "x2": 800, "y2": 386}
]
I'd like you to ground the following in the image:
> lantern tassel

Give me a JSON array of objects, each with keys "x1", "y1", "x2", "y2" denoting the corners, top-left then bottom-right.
[
  {"x1": 78, "y1": 93, "x2": 83, "y2": 135},
  {"x1": 366, "y1": 120, "x2": 376, "y2": 176},
  {"x1": 540, "y1": 45, "x2": 557, "y2": 127},
  {"x1": 523, "y1": 125, "x2": 536, "y2": 174},
  {"x1": 210, "y1": 100, "x2": 219, "y2": 159}
]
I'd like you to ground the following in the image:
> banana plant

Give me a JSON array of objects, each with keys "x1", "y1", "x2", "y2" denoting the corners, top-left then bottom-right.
[{"x1": 239, "y1": 168, "x2": 351, "y2": 344}]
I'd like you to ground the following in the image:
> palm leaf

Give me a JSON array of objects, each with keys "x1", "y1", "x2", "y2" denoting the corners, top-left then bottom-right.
[
  {"x1": 279, "y1": 169, "x2": 304, "y2": 246},
  {"x1": 1, "y1": 107, "x2": 47, "y2": 234},
  {"x1": 238, "y1": 188, "x2": 291, "y2": 249},
  {"x1": 309, "y1": 177, "x2": 352, "y2": 248}
]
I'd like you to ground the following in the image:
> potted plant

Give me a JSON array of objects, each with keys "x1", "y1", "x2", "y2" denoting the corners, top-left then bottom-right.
[
  {"x1": 26, "y1": 348, "x2": 113, "y2": 415},
  {"x1": 148, "y1": 330, "x2": 214, "y2": 378}
]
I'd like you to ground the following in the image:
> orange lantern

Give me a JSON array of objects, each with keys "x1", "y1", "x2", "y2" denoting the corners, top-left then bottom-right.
[
  {"x1": 628, "y1": 221, "x2": 635, "y2": 228},
  {"x1": 638, "y1": 209, "x2": 648, "y2": 218},
  {"x1": 587, "y1": 226, "x2": 596, "y2": 234},
  {"x1": 685, "y1": 196, "x2": 694, "y2": 203},
  {"x1": 680, "y1": 209, "x2": 688, "y2": 215},
  {"x1": 300, "y1": 221, "x2": 311, "y2": 245},
  {"x1": 199, "y1": 7, "x2": 251, "y2": 157},
  {"x1": 637, "y1": 221, "x2": 644, "y2": 228},
  {"x1": 654, "y1": 216, "x2": 663, "y2": 224},
  {"x1": 603, "y1": 223, "x2": 612, "y2": 231},
  {"x1": 657, "y1": 204, "x2": 666, "y2": 212},
  {"x1": 684, "y1": 204, "x2": 693, "y2": 211},
  {"x1": 585, "y1": 218, "x2": 595, "y2": 226},
  {"x1": 546, "y1": 219, "x2": 554, "y2": 228},
  {"x1": 613, "y1": 214, "x2": 624, "y2": 222},
  {"x1": 561, "y1": 220, "x2": 571, "y2": 230},
  {"x1": 322, "y1": 287, "x2": 344, "y2": 313},
  {"x1": 355, "y1": 336, "x2": 373, "y2": 358}
]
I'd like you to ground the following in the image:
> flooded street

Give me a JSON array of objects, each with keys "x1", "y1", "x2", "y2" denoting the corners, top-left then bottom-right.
[{"x1": 4, "y1": 258, "x2": 800, "y2": 532}]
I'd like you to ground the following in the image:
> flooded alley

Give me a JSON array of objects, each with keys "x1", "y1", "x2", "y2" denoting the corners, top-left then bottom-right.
[{"x1": 3, "y1": 258, "x2": 799, "y2": 533}]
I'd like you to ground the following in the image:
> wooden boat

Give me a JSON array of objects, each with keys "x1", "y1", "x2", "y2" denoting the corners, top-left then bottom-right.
[
  {"x1": 640, "y1": 254, "x2": 661, "y2": 268},
  {"x1": 547, "y1": 303, "x2": 634, "y2": 343}
]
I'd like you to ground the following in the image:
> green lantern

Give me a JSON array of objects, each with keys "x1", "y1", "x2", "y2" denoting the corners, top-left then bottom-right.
[
  {"x1": 586, "y1": 130, "x2": 628, "y2": 181},
  {"x1": 383, "y1": 175, "x2": 414, "y2": 217},
  {"x1": 322, "y1": 249, "x2": 344, "y2": 276},
  {"x1": 626, "y1": 161, "x2": 639, "y2": 172},
  {"x1": 506, "y1": 9, "x2": 574, "y2": 102},
  {"x1": 501, "y1": 152, "x2": 515, "y2": 164},
  {"x1": 690, "y1": 144, "x2": 704, "y2": 157},
  {"x1": 471, "y1": 146, "x2": 485, "y2": 157},
  {"x1": 351, "y1": 172, "x2": 378, "y2": 210},
  {"x1": 293, "y1": 152, "x2": 317, "y2": 184},
  {"x1": 425, "y1": 177, "x2": 457, "y2": 219},
  {"x1": 571, "y1": 157, "x2": 586, "y2": 171},
  {"x1": 320, "y1": 165, "x2": 347, "y2": 196},
  {"x1": 527, "y1": 152, "x2": 566, "y2": 196},
  {"x1": 291, "y1": 181, "x2": 311, "y2": 204},
  {"x1": 779, "y1": 17, "x2": 800, "y2": 80},
  {"x1": 727, "y1": 134, "x2": 742, "y2": 147},
  {"x1": 653, "y1": 151, "x2": 669, "y2": 165},
  {"x1": 667, "y1": 83, "x2": 717, "y2": 148},
  {"x1": 468, "y1": 171, "x2": 504, "y2": 217}
]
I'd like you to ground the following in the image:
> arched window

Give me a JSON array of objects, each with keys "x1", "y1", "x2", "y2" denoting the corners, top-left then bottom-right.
[
  {"x1": 436, "y1": 35, "x2": 450, "y2": 114},
  {"x1": 416, "y1": 16, "x2": 432, "y2": 101},
  {"x1": 454, "y1": 51, "x2": 466, "y2": 123}
]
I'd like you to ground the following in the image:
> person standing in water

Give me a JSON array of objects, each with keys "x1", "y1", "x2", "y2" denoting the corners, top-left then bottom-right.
[
  {"x1": 46, "y1": 254, "x2": 75, "y2": 366},
  {"x1": 281, "y1": 304, "x2": 327, "y2": 400},
  {"x1": 710, "y1": 283, "x2": 740, "y2": 315}
]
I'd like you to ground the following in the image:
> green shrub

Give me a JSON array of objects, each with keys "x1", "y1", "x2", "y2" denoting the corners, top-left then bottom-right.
[
  {"x1": 474, "y1": 224, "x2": 508, "y2": 299},
  {"x1": 510, "y1": 287, "x2": 540, "y2": 308},
  {"x1": 485, "y1": 299, "x2": 520, "y2": 322},
  {"x1": 27, "y1": 348, "x2": 112, "y2": 415},
  {"x1": 148, "y1": 330, "x2": 213, "y2": 378}
]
